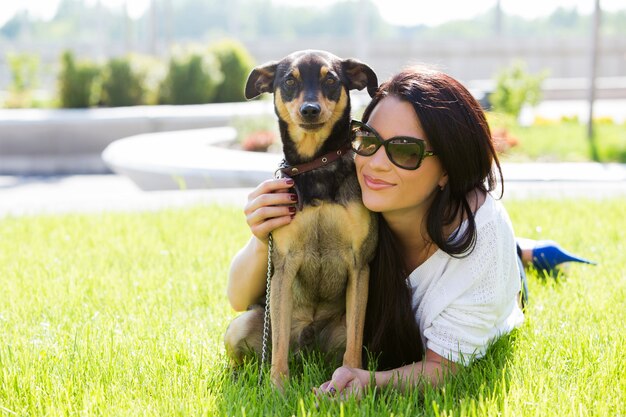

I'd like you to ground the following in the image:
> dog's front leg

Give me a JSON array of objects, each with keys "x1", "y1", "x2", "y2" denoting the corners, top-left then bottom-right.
[
  {"x1": 269, "y1": 252, "x2": 300, "y2": 390},
  {"x1": 343, "y1": 265, "x2": 369, "y2": 368}
]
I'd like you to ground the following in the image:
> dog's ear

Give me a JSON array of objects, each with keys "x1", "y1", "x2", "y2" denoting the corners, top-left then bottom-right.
[
  {"x1": 341, "y1": 59, "x2": 378, "y2": 98},
  {"x1": 245, "y1": 61, "x2": 279, "y2": 99}
]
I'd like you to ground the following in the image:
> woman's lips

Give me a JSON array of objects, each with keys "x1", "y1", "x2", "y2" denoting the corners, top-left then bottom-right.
[{"x1": 363, "y1": 174, "x2": 395, "y2": 190}]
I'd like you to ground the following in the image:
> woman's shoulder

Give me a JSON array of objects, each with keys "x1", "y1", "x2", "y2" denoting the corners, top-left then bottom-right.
[
  {"x1": 451, "y1": 192, "x2": 512, "y2": 248},
  {"x1": 474, "y1": 193, "x2": 513, "y2": 230},
  {"x1": 467, "y1": 188, "x2": 487, "y2": 215},
  {"x1": 409, "y1": 192, "x2": 515, "y2": 282}
]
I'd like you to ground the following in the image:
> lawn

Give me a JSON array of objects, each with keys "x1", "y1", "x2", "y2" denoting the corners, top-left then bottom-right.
[
  {"x1": 492, "y1": 119, "x2": 626, "y2": 163},
  {"x1": 1, "y1": 199, "x2": 625, "y2": 416}
]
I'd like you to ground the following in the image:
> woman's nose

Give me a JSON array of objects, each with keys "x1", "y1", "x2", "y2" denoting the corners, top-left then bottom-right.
[{"x1": 367, "y1": 145, "x2": 392, "y2": 171}]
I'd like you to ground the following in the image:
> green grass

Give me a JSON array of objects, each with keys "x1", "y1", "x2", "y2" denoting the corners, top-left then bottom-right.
[
  {"x1": 494, "y1": 120, "x2": 626, "y2": 163},
  {"x1": 1, "y1": 199, "x2": 625, "y2": 416}
]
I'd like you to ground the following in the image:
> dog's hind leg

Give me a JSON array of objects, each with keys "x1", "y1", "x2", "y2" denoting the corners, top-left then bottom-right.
[
  {"x1": 224, "y1": 305, "x2": 265, "y2": 366},
  {"x1": 298, "y1": 323, "x2": 316, "y2": 349},
  {"x1": 318, "y1": 316, "x2": 347, "y2": 366}
]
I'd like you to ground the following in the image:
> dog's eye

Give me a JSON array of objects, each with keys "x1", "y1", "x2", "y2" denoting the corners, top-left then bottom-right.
[
  {"x1": 285, "y1": 78, "x2": 296, "y2": 87},
  {"x1": 325, "y1": 78, "x2": 337, "y2": 86}
]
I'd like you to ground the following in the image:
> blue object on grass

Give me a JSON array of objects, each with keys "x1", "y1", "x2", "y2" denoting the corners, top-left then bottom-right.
[{"x1": 532, "y1": 240, "x2": 596, "y2": 273}]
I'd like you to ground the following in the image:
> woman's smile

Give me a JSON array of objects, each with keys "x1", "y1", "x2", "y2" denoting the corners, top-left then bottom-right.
[{"x1": 363, "y1": 174, "x2": 395, "y2": 190}]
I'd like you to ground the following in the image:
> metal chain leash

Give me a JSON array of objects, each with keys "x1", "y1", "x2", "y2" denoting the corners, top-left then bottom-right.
[{"x1": 258, "y1": 232, "x2": 273, "y2": 386}]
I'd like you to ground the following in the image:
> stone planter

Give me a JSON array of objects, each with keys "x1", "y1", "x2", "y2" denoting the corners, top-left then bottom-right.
[{"x1": 102, "y1": 127, "x2": 282, "y2": 191}]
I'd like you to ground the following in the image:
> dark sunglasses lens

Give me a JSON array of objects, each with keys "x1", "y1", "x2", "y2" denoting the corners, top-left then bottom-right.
[
  {"x1": 351, "y1": 126, "x2": 380, "y2": 156},
  {"x1": 388, "y1": 138, "x2": 423, "y2": 169}
]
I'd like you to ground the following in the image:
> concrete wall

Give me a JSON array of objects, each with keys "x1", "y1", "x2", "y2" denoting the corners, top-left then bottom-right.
[{"x1": 241, "y1": 38, "x2": 626, "y2": 83}]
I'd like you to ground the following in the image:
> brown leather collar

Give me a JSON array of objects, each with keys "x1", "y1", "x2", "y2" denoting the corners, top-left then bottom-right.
[{"x1": 275, "y1": 143, "x2": 353, "y2": 179}]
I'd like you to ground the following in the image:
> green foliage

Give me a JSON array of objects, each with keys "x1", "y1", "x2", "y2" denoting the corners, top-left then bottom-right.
[
  {"x1": 158, "y1": 48, "x2": 222, "y2": 105},
  {"x1": 131, "y1": 55, "x2": 168, "y2": 105},
  {"x1": 209, "y1": 39, "x2": 255, "y2": 103},
  {"x1": 4, "y1": 53, "x2": 40, "y2": 108},
  {"x1": 7, "y1": 53, "x2": 39, "y2": 92},
  {"x1": 489, "y1": 61, "x2": 547, "y2": 118},
  {"x1": 57, "y1": 50, "x2": 100, "y2": 108},
  {"x1": 100, "y1": 56, "x2": 147, "y2": 107},
  {"x1": 230, "y1": 115, "x2": 280, "y2": 152}
]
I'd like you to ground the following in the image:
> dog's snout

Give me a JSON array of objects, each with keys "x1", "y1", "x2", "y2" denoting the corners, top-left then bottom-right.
[{"x1": 300, "y1": 103, "x2": 321, "y2": 121}]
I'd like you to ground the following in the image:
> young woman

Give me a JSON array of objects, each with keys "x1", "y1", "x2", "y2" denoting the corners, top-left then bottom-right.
[{"x1": 227, "y1": 66, "x2": 582, "y2": 397}]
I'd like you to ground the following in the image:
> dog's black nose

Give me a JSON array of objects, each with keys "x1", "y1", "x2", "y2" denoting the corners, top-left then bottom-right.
[{"x1": 300, "y1": 103, "x2": 321, "y2": 120}]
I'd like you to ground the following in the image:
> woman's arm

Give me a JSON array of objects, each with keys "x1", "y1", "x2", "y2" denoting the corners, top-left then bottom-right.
[
  {"x1": 226, "y1": 177, "x2": 297, "y2": 311},
  {"x1": 373, "y1": 349, "x2": 458, "y2": 390},
  {"x1": 316, "y1": 349, "x2": 458, "y2": 398},
  {"x1": 227, "y1": 236, "x2": 270, "y2": 311}
]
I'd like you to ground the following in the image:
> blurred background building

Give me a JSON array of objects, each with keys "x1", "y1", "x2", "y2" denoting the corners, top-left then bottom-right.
[{"x1": 1, "y1": 0, "x2": 625, "y2": 101}]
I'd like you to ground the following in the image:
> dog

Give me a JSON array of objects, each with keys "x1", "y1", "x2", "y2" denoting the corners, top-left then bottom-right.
[{"x1": 224, "y1": 50, "x2": 378, "y2": 389}]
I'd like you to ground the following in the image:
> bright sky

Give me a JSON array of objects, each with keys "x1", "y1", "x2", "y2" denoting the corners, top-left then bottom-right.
[{"x1": 1, "y1": 0, "x2": 625, "y2": 27}]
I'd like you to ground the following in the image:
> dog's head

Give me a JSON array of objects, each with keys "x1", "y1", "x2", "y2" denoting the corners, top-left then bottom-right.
[{"x1": 245, "y1": 50, "x2": 377, "y2": 160}]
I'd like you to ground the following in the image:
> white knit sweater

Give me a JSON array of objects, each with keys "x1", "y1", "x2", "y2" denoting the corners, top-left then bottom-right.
[{"x1": 408, "y1": 194, "x2": 524, "y2": 364}]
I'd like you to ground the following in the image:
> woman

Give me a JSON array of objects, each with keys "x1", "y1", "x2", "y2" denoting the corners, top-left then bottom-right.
[{"x1": 227, "y1": 66, "x2": 574, "y2": 396}]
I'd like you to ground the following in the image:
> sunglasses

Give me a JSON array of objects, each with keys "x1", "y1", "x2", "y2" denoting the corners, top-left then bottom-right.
[{"x1": 350, "y1": 120, "x2": 436, "y2": 170}]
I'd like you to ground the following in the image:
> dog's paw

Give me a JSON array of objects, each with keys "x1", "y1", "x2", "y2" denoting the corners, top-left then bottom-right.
[{"x1": 270, "y1": 367, "x2": 289, "y2": 393}]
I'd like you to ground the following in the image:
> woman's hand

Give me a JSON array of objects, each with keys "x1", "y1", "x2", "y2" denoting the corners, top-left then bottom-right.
[
  {"x1": 315, "y1": 366, "x2": 371, "y2": 399},
  {"x1": 244, "y1": 177, "x2": 298, "y2": 244}
]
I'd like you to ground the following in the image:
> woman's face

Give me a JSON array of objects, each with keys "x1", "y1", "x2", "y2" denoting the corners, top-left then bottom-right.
[{"x1": 355, "y1": 95, "x2": 447, "y2": 217}]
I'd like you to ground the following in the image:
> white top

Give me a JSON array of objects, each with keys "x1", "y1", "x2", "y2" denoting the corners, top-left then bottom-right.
[{"x1": 408, "y1": 194, "x2": 524, "y2": 365}]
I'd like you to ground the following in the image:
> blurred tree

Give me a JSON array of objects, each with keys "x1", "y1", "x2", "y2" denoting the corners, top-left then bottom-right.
[
  {"x1": 209, "y1": 39, "x2": 255, "y2": 103},
  {"x1": 158, "y1": 49, "x2": 221, "y2": 104},
  {"x1": 167, "y1": 0, "x2": 229, "y2": 39},
  {"x1": 4, "y1": 53, "x2": 40, "y2": 108},
  {"x1": 549, "y1": 7, "x2": 582, "y2": 28},
  {"x1": 489, "y1": 61, "x2": 547, "y2": 119},
  {"x1": 602, "y1": 9, "x2": 626, "y2": 36},
  {"x1": 7, "y1": 53, "x2": 39, "y2": 93},
  {"x1": 0, "y1": 11, "x2": 29, "y2": 39},
  {"x1": 100, "y1": 56, "x2": 147, "y2": 106},
  {"x1": 2, "y1": 1, "x2": 626, "y2": 43},
  {"x1": 57, "y1": 50, "x2": 100, "y2": 108}
]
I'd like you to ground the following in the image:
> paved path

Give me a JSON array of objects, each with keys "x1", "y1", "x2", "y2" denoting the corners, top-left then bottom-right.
[{"x1": 0, "y1": 175, "x2": 253, "y2": 217}]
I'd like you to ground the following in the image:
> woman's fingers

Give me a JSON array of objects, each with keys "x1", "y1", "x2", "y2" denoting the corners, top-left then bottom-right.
[
  {"x1": 243, "y1": 177, "x2": 298, "y2": 242},
  {"x1": 246, "y1": 178, "x2": 294, "y2": 205},
  {"x1": 319, "y1": 367, "x2": 354, "y2": 395},
  {"x1": 249, "y1": 208, "x2": 295, "y2": 238},
  {"x1": 315, "y1": 367, "x2": 369, "y2": 400},
  {"x1": 318, "y1": 381, "x2": 331, "y2": 391},
  {"x1": 245, "y1": 192, "x2": 297, "y2": 218},
  {"x1": 245, "y1": 178, "x2": 296, "y2": 214}
]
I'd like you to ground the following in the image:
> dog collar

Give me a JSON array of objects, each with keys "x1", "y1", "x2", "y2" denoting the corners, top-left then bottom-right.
[{"x1": 275, "y1": 143, "x2": 353, "y2": 179}]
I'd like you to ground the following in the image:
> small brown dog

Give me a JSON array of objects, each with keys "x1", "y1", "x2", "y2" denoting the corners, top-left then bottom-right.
[{"x1": 224, "y1": 50, "x2": 378, "y2": 388}]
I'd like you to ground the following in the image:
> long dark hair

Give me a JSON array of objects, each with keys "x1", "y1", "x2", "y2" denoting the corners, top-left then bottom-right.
[{"x1": 362, "y1": 66, "x2": 503, "y2": 370}]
